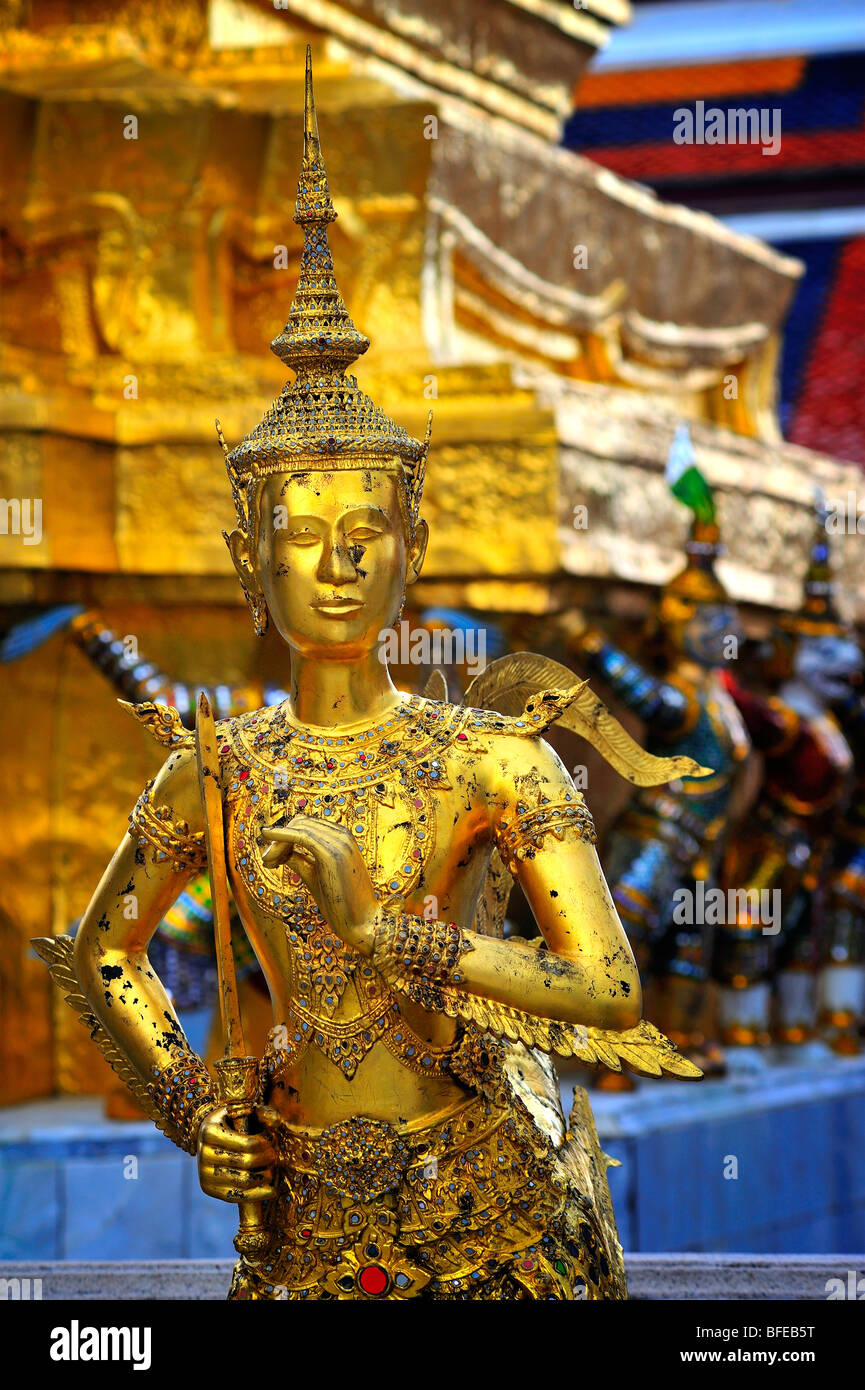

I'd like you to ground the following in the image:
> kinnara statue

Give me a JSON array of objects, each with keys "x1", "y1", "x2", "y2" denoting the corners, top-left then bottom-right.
[{"x1": 34, "y1": 50, "x2": 705, "y2": 1302}]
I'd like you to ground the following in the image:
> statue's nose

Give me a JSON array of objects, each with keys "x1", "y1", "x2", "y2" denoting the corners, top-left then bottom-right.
[{"x1": 317, "y1": 535, "x2": 355, "y2": 584}]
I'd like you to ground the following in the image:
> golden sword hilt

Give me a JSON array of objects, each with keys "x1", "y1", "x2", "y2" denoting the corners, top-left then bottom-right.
[{"x1": 214, "y1": 1055, "x2": 272, "y2": 1260}]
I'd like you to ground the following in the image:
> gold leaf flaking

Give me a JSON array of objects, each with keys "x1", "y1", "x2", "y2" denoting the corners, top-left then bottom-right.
[{"x1": 30, "y1": 935, "x2": 195, "y2": 1150}]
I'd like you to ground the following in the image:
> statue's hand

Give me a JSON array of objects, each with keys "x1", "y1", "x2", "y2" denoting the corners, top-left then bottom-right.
[
  {"x1": 197, "y1": 1104, "x2": 279, "y2": 1205},
  {"x1": 260, "y1": 814, "x2": 378, "y2": 949}
]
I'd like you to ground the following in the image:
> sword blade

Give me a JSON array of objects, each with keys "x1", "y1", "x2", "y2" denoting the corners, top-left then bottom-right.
[{"x1": 195, "y1": 690, "x2": 246, "y2": 1058}]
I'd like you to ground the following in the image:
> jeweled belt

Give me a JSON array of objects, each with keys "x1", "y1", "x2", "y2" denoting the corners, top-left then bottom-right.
[{"x1": 276, "y1": 1096, "x2": 501, "y2": 1201}]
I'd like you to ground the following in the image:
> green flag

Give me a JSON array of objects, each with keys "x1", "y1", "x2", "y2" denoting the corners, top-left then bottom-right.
[{"x1": 665, "y1": 422, "x2": 715, "y2": 524}]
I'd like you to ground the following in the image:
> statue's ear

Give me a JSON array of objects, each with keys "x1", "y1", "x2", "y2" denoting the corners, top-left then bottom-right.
[
  {"x1": 224, "y1": 528, "x2": 269, "y2": 636},
  {"x1": 224, "y1": 528, "x2": 260, "y2": 594},
  {"x1": 406, "y1": 518, "x2": 429, "y2": 586}
]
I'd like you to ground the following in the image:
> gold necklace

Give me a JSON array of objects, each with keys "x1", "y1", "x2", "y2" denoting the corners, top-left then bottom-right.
[{"x1": 223, "y1": 694, "x2": 472, "y2": 916}]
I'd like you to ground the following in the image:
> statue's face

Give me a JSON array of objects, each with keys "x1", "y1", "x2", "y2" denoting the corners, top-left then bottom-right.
[
  {"x1": 794, "y1": 632, "x2": 863, "y2": 708},
  {"x1": 677, "y1": 602, "x2": 743, "y2": 669},
  {"x1": 248, "y1": 468, "x2": 424, "y2": 658}
]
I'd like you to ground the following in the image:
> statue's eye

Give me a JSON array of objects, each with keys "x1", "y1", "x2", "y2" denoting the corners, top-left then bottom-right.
[
  {"x1": 346, "y1": 527, "x2": 380, "y2": 541},
  {"x1": 285, "y1": 530, "x2": 320, "y2": 546}
]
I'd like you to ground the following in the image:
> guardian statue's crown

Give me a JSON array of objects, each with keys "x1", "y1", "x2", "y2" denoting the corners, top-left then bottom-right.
[{"x1": 220, "y1": 46, "x2": 428, "y2": 538}]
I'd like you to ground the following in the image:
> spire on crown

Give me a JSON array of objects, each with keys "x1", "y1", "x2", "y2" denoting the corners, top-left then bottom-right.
[
  {"x1": 269, "y1": 46, "x2": 370, "y2": 374},
  {"x1": 221, "y1": 45, "x2": 429, "y2": 536}
]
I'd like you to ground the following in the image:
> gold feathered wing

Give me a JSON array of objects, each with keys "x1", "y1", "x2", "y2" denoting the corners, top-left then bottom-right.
[
  {"x1": 422, "y1": 668, "x2": 449, "y2": 703},
  {"x1": 462, "y1": 653, "x2": 711, "y2": 785},
  {"x1": 456, "y1": 651, "x2": 704, "y2": 1078},
  {"x1": 31, "y1": 935, "x2": 194, "y2": 1149},
  {"x1": 565, "y1": 1084, "x2": 628, "y2": 1295}
]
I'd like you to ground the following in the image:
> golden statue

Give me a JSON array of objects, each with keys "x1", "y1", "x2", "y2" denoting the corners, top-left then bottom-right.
[{"x1": 34, "y1": 50, "x2": 706, "y2": 1302}]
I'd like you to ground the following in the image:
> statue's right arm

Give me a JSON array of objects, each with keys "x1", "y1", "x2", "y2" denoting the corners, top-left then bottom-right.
[
  {"x1": 73, "y1": 746, "x2": 204, "y2": 1085},
  {"x1": 74, "y1": 745, "x2": 278, "y2": 1193}
]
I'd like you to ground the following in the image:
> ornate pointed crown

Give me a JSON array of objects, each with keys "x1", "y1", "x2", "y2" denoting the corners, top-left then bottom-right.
[{"x1": 219, "y1": 46, "x2": 429, "y2": 537}]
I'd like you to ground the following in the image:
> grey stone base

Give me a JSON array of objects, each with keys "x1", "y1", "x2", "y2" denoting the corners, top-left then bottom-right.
[{"x1": 2, "y1": 1254, "x2": 863, "y2": 1300}]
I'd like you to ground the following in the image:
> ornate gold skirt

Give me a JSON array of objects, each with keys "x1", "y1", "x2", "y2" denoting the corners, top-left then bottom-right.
[{"x1": 229, "y1": 1043, "x2": 627, "y2": 1301}]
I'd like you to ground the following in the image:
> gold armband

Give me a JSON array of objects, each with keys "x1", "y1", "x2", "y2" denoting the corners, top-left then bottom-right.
[
  {"x1": 497, "y1": 796, "x2": 596, "y2": 873},
  {"x1": 147, "y1": 1054, "x2": 217, "y2": 1155},
  {"x1": 128, "y1": 780, "x2": 207, "y2": 874},
  {"x1": 372, "y1": 911, "x2": 474, "y2": 989}
]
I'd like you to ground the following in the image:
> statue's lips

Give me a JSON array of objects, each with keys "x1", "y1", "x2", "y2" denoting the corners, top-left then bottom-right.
[{"x1": 311, "y1": 598, "x2": 364, "y2": 617}]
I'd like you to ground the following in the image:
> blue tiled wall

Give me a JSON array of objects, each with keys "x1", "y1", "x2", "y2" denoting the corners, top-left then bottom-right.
[
  {"x1": 0, "y1": 1112, "x2": 238, "y2": 1261},
  {"x1": 578, "y1": 1055, "x2": 865, "y2": 1253}
]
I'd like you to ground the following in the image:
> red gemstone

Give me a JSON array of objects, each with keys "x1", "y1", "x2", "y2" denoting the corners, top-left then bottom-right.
[
  {"x1": 239, "y1": 769, "x2": 250, "y2": 781},
  {"x1": 358, "y1": 1264, "x2": 388, "y2": 1296},
  {"x1": 457, "y1": 732, "x2": 467, "y2": 741},
  {"x1": 521, "y1": 1258, "x2": 534, "y2": 1270},
  {"x1": 220, "y1": 744, "x2": 230, "y2": 755}
]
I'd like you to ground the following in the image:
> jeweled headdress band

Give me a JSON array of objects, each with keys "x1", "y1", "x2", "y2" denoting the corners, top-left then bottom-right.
[{"x1": 217, "y1": 45, "x2": 430, "y2": 540}]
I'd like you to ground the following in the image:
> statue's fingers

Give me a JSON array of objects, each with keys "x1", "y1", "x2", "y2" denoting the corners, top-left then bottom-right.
[
  {"x1": 261, "y1": 818, "x2": 357, "y2": 861},
  {"x1": 254, "y1": 1104, "x2": 284, "y2": 1130},
  {"x1": 279, "y1": 815, "x2": 356, "y2": 855},
  {"x1": 260, "y1": 825, "x2": 324, "y2": 866},
  {"x1": 231, "y1": 1181, "x2": 276, "y2": 1203},
  {"x1": 204, "y1": 1143, "x2": 275, "y2": 1171},
  {"x1": 261, "y1": 841, "x2": 289, "y2": 867},
  {"x1": 288, "y1": 814, "x2": 356, "y2": 847},
  {"x1": 262, "y1": 819, "x2": 328, "y2": 846},
  {"x1": 200, "y1": 1122, "x2": 268, "y2": 1154},
  {"x1": 210, "y1": 1163, "x2": 274, "y2": 1188},
  {"x1": 201, "y1": 1175, "x2": 275, "y2": 1204},
  {"x1": 261, "y1": 836, "x2": 317, "y2": 870}
]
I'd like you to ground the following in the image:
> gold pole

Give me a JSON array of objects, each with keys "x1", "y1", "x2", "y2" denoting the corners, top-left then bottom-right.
[{"x1": 195, "y1": 691, "x2": 269, "y2": 1257}]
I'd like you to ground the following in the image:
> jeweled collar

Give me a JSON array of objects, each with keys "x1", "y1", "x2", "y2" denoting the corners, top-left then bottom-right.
[
  {"x1": 267, "y1": 693, "x2": 422, "y2": 746},
  {"x1": 221, "y1": 694, "x2": 473, "y2": 790}
]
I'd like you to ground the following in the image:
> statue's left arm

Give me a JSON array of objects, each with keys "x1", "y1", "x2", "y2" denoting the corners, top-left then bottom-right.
[{"x1": 417, "y1": 732, "x2": 642, "y2": 1032}]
